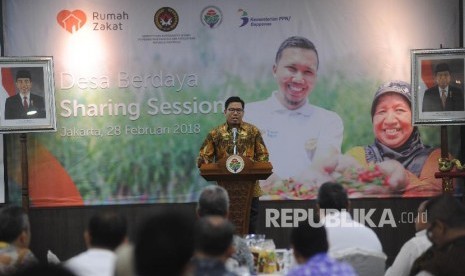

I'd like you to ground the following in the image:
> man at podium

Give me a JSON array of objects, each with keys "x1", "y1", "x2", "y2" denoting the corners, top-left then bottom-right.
[{"x1": 197, "y1": 96, "x2": 269, "y2": 233}]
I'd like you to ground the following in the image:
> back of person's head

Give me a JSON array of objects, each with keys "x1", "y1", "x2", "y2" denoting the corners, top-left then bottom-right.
[
  {"x1": 317, "y1": 182, "x2": 349, "y2": 211},
  {"x1": 134, "y1": 209, "x2": 195, "y2": 276},
  {"x1": 275, "y1": 36, "x2": 319, "y2": 66},
  {"x1": 0, "y1": 205, "x2": 29, "y2": 244},
  {"x1": 224, "y1": 96, "x2": 244, "y2": 110},
  {"x1": 194, "y1": 216, "x2": 234, "y2": 257},
  {"x1": 15, "y1": 70, "x2": 31, "y2": 81},
  {"x1": 425, "y1": 193, "x2": 465, "y2": 229},
  {"x1": 11, "y1": 263, "x2": 76, "y2": 276},
  {"x1": 87, "y1": 210, "x2": 127, "y2": 250},
  {"x1": 290, "y1": 221, "x2": 328, "y2": 260},
  {"x1": 197, "y1": 185, "x2": 229, "y2": 217}
]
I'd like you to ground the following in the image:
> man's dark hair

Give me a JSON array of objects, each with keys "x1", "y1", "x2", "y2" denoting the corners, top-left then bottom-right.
[
  {"x1": 197, "y1": 185, "x2": 229, "y2": 217},
  {"x1": 224, "y1": 96, "x2": 244, "y2": 110},
  {"x1": 134, "y1": 209, "x2": 195, "y2": 276},
  {"x1": 275, "y1": 36, "x2": 319, "y2": 68},
  {"x1": 194, "y1": 216, "x2": 234, "y2": 257},
  {"x1": 425, "y1": 194, "x2": 465, "y2": 228},
  {"x1": 0, "y1": 205, "x2": 29, "y2": 243},
  {"x1": 435, "y1": 63, "x2": 450, "y2": 74},
  {"x1": 317, "y1": 182, "x2": 349, "y2": 211},
  {"x1": 15, "y1": 70, "x2": 32, "y2": 81},
  {"x1": 87, "y1": 211, "x2": 127, "y2": 250},
  {"x1": 290, "y1": 221, "x2": 328, "y2": 259}
]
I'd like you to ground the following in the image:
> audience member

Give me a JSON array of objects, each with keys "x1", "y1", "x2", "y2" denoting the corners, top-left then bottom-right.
[
  {"x1": 317, "y1": 182, "x2": 384, "y2": 254},
  {"x1": 190, "y1": 216, "x2": 237, "y2": 276},
  {"x1": 410, "y1": 194, "x2": 465, "y2": 276},
  {"x1": 197, "y1": 185, "x2": 254, "y2": 273},
  {"x1": 287, "y1": 221, "x2": 356, "y2": 276},
  {"x1": 134, "y1": 209, "x2": 195, "y2": 276},
  {"x1": 0, "y1": 205, "x2": 37, "y2": 275},
  {"x1": 64, "y1": 210, "x2": 127, "y2": 276},
  {"x1": 385, "y1": 200, "x2": 431, "y2": 276}
]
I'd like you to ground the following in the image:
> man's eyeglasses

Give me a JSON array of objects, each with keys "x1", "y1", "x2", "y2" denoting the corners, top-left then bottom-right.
[{"x1": 227, "y1": 108, "x2": 244, "y2": 114}]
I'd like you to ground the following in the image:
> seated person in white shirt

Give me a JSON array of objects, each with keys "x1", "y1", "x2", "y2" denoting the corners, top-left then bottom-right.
[
  {"x1": 317, "y1": 182, "x2": 384, "y2": 254},
  {"x1": 385, "y1": 200, "x2": 431, "y2": 276},
  {"x1": 64, "y1": 211, "x2": 127, "y2": 276}
]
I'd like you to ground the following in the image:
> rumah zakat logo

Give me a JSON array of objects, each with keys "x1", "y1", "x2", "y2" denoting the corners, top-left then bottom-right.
[
  {"x1": 238, "y1": 8, "x2": 249, "y2": 27},
  {"x1": 57, "y1": 10, "x2": 87, "y2": 33},
  {"x1": 154, "y1": 7, "x2": 179, "y2": 32},
  {"x1": 200, "y1": 6, "x2": 222, "y2": 28}
]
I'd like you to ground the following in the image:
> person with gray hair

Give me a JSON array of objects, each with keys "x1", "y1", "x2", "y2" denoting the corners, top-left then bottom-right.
[
  {"x1": 0, "y1": 205, "x2": 37, "y2": 275},
  {"x1": 197, "y1": 185, "x2": 230, "y2": 217},
  {"x1": 197, "y1": 185, "x2": 254, "y2": 274}
]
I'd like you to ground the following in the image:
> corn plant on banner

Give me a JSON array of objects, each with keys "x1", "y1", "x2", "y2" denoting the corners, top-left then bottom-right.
[{"x1": 2, "y1": 0, "x2": 462, "y2": 206}]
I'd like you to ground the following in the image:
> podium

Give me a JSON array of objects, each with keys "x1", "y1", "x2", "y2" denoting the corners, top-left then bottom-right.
[{"x1": 200, "y1": 155, "x2": 273, "y2": 235}]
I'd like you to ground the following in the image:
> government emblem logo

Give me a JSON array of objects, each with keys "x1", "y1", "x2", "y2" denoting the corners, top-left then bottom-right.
[
  {"x1": 226, "y1": 155, "x2": 245, "y2": 174},
  {"x1": 154, "y1": 7, "x2": 179, "y2": 32},
  {"x1": 200, "y1": 6, "x2": 222, "y2": 28}
]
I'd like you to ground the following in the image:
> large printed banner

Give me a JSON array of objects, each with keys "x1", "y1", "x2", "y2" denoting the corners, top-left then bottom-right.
[{"x1": 2, "y1": 0, "x2": 461, "y2": 206}]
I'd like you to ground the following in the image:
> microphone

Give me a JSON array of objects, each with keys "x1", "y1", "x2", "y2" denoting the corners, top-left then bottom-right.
[
  {"x1": 232, "y1": 128, "x2": 237, "y2": 141},
  {"x1": 232, "y1": 128, "x2": 238, "y2": 155}
]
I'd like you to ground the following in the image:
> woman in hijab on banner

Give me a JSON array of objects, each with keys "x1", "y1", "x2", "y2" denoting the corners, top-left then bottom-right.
[{"x1": 304, "y1": 81, "x2": 446, "y2": 197}]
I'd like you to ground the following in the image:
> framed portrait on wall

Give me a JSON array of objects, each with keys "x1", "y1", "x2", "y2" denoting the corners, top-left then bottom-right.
[
  {"x1": 411, "y1": 48, "x2": 465, "y2": 125},
  {"x1": 0, "y1": 56, "x2": 56, "y2": 133}
]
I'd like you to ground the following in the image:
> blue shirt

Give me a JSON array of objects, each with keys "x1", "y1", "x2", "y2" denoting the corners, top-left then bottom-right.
[{"x1": 287, "y1": 253, "x2": 356, "y2": 276}]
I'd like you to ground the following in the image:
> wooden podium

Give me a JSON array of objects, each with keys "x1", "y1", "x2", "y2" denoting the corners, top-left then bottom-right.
[{"x1": 199, "y1": 155, "x2": 272, "y2": 235}]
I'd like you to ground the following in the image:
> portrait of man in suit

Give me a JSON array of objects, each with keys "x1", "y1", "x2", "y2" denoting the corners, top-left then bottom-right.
[
  {"x1": 422, "y1": 62, "x2": 465, "y2": 112},
  {"x1": 4, "y1": 69, "x2": 46, "y2": 120}
]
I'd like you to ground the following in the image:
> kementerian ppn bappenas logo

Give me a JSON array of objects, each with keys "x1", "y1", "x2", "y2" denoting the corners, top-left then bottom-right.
[
  {"x1": 237, "y1": 8, "x2": 249, "y2": 27},
  {"x1": 57, "y1": 9, "x2": 87, "y2": 33},
  {"x1": 200, "y1": 6, "x2": 223, "y2": 28},
  {"x1": 154, "y1": 7, "x2": 179, "y2": 32}
]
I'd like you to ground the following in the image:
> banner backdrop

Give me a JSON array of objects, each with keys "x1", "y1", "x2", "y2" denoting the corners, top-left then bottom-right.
[{"x1": 2, "y1": 0, "x2": 461, "y2": 206}]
